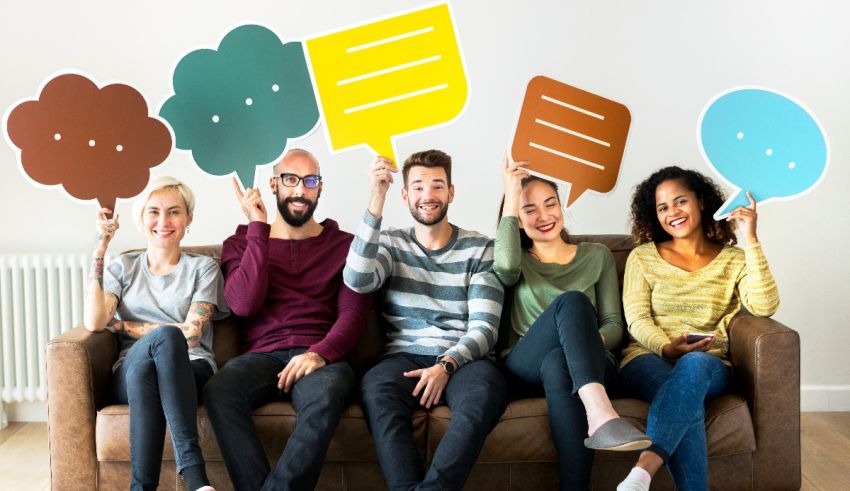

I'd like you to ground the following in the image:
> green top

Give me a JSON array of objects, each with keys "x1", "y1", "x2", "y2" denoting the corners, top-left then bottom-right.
[{"x1": 493, "y1": 217, "x2": 624, "y2": 358}]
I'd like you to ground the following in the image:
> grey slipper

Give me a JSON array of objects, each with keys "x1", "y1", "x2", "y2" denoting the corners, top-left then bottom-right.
[{"x1": 584, "y1": 418, "x2": 652, "y2": 451}]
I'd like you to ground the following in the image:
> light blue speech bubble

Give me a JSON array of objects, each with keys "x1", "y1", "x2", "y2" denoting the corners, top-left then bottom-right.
[{"x1": 698, "y1": 87, "x2": 829, "y2": 219}]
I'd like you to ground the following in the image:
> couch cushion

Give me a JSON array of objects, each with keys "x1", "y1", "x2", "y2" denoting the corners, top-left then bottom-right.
[
  {"x1": 97, "y1": 402, "x2": 427, "y2": 463},
  {"x1": 612, "y1": 395, "x2": 757, "y2": 458},
  {"x1": 427, "y1": 394, "x2": 756, "y2": 463}
]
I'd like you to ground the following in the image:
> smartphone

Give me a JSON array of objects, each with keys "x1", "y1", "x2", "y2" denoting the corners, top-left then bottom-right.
[{"x1": 686, "y1": 332, "x2": 715, "y2": 344}]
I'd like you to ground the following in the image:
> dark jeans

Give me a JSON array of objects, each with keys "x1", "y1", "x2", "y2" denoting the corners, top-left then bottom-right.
[
  {"x1": 502, "y1": 291, "x2": 615, "y2": 491},
  {"x1": 360, "y1": 353, "x2": 508, "y2": 491},
  {"x1": 202, "y1": 348, "x2": 355, "y2": 491},
  {"x1": 112, "y1": 325, "x2": 213, "y2": 491},
  {"x1": 620, "y1": 352, "x2": 731, "y2": 491}
]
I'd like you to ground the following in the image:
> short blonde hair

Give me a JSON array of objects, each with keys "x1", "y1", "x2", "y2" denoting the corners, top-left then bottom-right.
[{"x1": 132, "y1": 176, "x2": 195, "y2": 226}]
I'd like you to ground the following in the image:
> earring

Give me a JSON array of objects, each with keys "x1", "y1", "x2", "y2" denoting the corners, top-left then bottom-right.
[{"x1": 186, "y1": 226, "x2": 190, "y2": 234}]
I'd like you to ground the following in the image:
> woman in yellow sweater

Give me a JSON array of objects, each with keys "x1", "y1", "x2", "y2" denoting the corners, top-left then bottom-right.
[{"x1": 616, "y1": 167, "x2": 779, "y2": 491}]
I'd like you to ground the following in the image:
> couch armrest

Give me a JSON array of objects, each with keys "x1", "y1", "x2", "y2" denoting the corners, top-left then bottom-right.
[
  {"x1": 46, "y1": 326, "x2": 117, "y2": 490},
  {"x1": 728, "y1": 315, "x2": 800, "y2": 490}
]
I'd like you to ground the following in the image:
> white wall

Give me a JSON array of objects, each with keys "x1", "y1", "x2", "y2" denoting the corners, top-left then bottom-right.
[{"x1": 1, "y1": 0, "x2": 848, "y2": 411}]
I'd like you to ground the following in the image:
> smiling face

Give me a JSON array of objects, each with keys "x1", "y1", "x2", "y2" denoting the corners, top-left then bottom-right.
[
  {"x1": 271, "y1": 152, "x2": 322, "y2": 227},
  {"x1": 402, "y1": 165, "x2": 454, "y2": 226},
  {"x1": 519, "y1": 180, "x2": 564, "y2": 243},
  {"x1": 654, "y1": 178, "x2": 704, "y2": 240},
  {"x1": 142, "y1": 188, "x2": 192, "y2": 249}
]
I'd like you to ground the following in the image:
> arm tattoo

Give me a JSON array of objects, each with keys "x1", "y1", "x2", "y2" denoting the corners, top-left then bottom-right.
[
  {"x1": 87, "y1": 256, "x2": 105, "y2": 292},
  {"x1": 180, "y1": 302, "x2": 215, "y2": 348}
]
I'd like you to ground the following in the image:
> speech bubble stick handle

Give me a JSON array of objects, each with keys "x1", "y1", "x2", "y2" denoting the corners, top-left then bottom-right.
[
  {"x1": 565, "y1": 184, "x2": 586, "y2": 208},
  {"x1": 714, "y1": 190, "x2": 754, "y2": 220},
  {"x1": 369, "y1": 140, "x2": 398, "y2": 171},
  {"x1": 97, "y1": 197, "x2": 117, "y2": 217},
  {"x1": 234, "y1": 167, "x2": 256, "y2": 190}
]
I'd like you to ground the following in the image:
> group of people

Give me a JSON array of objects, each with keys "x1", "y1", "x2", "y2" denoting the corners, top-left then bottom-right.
[{"x1": 83, "y1": 147, "x2": 779, "y2": 491}]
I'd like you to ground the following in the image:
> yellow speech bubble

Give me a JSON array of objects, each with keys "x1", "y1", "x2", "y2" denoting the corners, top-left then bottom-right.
[{"x1": 306, "y1": 2, "x2": 468, "y2": 167}]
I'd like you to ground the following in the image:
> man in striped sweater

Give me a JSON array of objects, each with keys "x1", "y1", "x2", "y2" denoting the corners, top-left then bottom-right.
[{"x1": 344, "y1": 149, "x2": 508, "y2": 491}]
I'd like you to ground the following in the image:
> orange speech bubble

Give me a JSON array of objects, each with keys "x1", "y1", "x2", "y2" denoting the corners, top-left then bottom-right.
[
  {"x1": 5, "y1": 73, "x2": 172, "y2": 211},
  {"x1": 511, "y1": 76, "x2": 631, "y2": 206}
]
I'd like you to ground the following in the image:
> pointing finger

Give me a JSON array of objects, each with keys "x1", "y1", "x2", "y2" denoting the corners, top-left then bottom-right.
[
  {"x1": 746, "y1": 191, "x2": 756, "y2": 211},
  {"x1": 231, "y1": 176, "x2": 245, "y2": 200}
]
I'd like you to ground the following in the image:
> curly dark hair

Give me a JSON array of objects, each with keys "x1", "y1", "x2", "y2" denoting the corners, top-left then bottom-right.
[
  {"x1": 629, "y1": 166, "x2": 736, "y2": 246},
  {"x1": 497, "y1": 175, "x2": 570, "y2": 249}
]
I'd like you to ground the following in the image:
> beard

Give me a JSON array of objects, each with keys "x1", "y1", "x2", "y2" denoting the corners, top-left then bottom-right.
[
  {"x1": 409, "y1": 199, "x2": 449, "y2": 226},
  {"x1": 277, "y1": 194, "x2": 319, "y2": 227}
]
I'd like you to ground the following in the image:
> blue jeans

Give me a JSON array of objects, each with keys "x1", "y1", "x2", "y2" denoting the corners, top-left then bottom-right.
[
  {"x1": 202, "y1": 348, "x2": 355, "y2": 491},
  {"x1": 620, "y1": 352, "x2": 731, "y2": 491},
  {"x1": 112, "y1": 325, "x2": 213, "y2": 491},
  {"x1": 360, "y1": 353, "x2": 508, "y2": 491},
  {"x1": 502, "y1": 291, "x2": 616, "y2": 491}
]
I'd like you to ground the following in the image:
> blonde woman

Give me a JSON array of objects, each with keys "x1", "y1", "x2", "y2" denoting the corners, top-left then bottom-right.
[{"x1": 83, "y1": 176, "x2": 226, "y2": 491}]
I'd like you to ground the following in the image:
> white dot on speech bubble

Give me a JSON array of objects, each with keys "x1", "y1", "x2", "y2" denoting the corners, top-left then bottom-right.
[
  {"x1": 54, "y1": 133, "x2": 61, "y2": 141},
  {"x1": 789, "y1": 161, "x2": 796, "y2": 169},
  {"x1": 116, "y1": 144, "x2": 124, "y2": 152},
  {"x1": 272, "y1": 84, "x2": 280, "y2": 92},
  {"x1": 88, "y1": 139, "x2": 96, "y2": 147},
  {"x1": 245, "y1": 98, "x2": 253, "y2": 106},
  {"x1": 765, "y1": 148, "x2": 773, "y2": 156},
  {"x1": 212, "y1": 115, "x2": 220, "y2": 123},
  {"x1": 737, "y1": 132, "x2": 744, "y2": 140}
]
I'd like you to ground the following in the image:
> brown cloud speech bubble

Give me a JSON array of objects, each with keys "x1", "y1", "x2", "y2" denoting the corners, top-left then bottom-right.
[
  {"x1": 4, "y1": 73, "x2": 172, "y2": 211},
  {"x1": 511, "y1": 76, "x2": 631, "y2": 206}
]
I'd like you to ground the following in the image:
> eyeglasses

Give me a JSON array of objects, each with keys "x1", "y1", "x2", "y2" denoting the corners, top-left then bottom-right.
[{"x1": 276, "y1": 173, "x2": 322, "y2": 189}]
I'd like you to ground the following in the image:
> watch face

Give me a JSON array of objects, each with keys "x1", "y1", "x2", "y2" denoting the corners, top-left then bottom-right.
[{"x1": 442, "y1": 361, "x2": 455, "y2": 374}]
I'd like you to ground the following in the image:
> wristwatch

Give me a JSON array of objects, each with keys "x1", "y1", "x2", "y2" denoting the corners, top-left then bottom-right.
[{"x1": 438, "y1": 358, "x2": 456, "y2": 375}]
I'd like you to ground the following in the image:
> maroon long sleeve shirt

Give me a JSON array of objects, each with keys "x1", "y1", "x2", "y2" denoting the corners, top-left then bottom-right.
[{"x1": 221, "y1": 220, "x2": 371, "y2": 362}]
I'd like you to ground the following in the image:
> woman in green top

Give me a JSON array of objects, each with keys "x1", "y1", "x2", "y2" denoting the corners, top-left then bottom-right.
[{"x1": 495, "y1": 158, "x2": 650, "y2": 490}]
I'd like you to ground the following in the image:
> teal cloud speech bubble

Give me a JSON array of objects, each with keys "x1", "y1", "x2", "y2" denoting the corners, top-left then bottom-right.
[
  {"x1": 160, "y1": 25, "x2": 319, "y2": 188},
  {"x1": 698, "y1": 87, "x2": 829, "y2": 219}
]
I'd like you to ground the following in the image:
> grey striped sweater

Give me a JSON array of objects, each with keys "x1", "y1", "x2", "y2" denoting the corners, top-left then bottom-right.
[{"x1": 343, "y1": 210, "x2": 504, "y2": 366}]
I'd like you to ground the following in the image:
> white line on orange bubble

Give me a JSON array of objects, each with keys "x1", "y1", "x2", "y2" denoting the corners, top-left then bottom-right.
[
  {"x1": 534, "y1": 118, "x2": 610, "y2": 147},
  {"x1": 337, "y1": 55, "x2": 442, "y2": 86},
  {"x1": 541, "y1": 95, "x2": 604, "y2": 120},
  {"x1": 529, "y1": 142, "x2": 605, "y2": 171},
  {"x1": 343, "y1": 83, "x2": 449, "y2": 114},
  {"x1": 347, "y1": 26, "x2": 434, "y2": 53}
]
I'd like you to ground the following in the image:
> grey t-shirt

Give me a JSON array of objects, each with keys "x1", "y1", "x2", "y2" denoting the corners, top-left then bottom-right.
[{"x1": 103, "y1": 251, "x2": 228, "y2": 372}]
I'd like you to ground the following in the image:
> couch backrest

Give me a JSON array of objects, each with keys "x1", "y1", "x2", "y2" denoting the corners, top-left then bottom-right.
[{"x1": 174, "y1": 237, "x2": 637, "y2": 368}]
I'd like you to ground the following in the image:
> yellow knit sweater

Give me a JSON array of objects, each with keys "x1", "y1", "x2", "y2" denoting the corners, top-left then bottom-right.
[{"x1": 620, "y1": 242, "x2": 779, "y2": 368}]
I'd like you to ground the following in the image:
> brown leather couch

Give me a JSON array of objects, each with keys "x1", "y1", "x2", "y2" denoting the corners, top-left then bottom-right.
[{"x1": 46, "y1": 236, "x2": 800, "y2": 490}]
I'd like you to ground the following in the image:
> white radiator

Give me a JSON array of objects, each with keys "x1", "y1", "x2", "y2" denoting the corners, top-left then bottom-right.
[{"x1": 0, "y1": 253, "x2": 92, "y2": 403}]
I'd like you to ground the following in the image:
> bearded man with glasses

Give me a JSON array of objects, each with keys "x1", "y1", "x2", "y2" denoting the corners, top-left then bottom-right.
[{"x1": 203, "y1": 148, "x2": 372, "y2": 491}]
